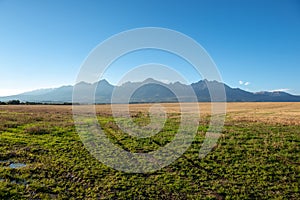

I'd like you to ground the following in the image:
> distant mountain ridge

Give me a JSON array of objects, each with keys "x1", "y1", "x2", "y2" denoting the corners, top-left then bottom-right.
[{"x1": 1, "y1": 79, "x2": 300, "y2": 103}]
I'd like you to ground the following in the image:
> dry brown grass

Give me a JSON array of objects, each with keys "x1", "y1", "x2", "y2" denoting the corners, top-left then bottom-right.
[
  {"x1": 93, "y1": 102, "x2": 300, "y2": 125},
  {"x1": 225, "y1": 102, "x2": 300, "y2": 125},
  {"x1": 1, "y1": 102, "x2": 300, "y2": 125}
]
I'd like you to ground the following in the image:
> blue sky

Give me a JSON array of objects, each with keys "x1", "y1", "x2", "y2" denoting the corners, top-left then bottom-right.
[{"x1": 0, "y1": 0, "x2": 299, "y2": 96}]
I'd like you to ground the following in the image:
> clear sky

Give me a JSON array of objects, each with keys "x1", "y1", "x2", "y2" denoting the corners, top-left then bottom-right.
[{"x1": 0, "y1": 0, "x2": 299, "y2": 96}]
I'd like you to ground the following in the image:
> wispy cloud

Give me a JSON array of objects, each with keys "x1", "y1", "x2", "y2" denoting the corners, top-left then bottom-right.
[
  {"x1": 239, "y1": 80, "x2": 250, "y2": 86},
  {"x1": 269, "y1": 88, "x2": 290, "y2": 92}
]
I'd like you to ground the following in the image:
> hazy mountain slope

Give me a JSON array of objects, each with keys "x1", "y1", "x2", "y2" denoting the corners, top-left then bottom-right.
[{"x1": 1, "y1": 79, "x2": 300, "y2": 103}]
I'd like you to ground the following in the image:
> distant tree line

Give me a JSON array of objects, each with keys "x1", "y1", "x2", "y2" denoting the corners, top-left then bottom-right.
[
  {"x1": 0, "y1": 100, "x2": 21, "y2": 105},
  {"x1": 0, "y1": 100, "x2": 73, "y2": 105}
]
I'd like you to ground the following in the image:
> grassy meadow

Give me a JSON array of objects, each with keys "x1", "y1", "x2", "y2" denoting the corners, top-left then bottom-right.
[{"x1": 0, "y1": 103, "x2": 299, "y2": 199}]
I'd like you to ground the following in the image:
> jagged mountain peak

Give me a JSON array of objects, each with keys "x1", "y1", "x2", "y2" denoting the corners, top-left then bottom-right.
[{"x1": 0, "y1": 79, "x2": 299, "y2": 103}]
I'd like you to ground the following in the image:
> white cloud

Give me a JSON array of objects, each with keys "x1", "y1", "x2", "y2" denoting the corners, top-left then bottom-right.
[
  {"x1": 270, "y1": 88, "x2": 290, "y2": 92},
  {"x1": 239, "y1": 80, "x2": 250, "y2": 86}
]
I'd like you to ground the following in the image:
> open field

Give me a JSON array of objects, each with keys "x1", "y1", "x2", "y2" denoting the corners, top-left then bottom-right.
[{"x1": 0, "y1": 103, "x2": 299, "y2": 199}]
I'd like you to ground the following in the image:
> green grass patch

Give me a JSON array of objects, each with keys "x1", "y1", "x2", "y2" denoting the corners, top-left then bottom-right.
[{"x1": 0, "y1": 108, "x2": 299, "y2": 199}]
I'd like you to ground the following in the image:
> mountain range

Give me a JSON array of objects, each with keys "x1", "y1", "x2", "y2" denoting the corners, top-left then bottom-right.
[{"x1": 1, "y1": 79, "x2": 300, "y2": 103}]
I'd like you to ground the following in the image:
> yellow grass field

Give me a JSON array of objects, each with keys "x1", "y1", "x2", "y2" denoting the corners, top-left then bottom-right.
[
  {"x1": 1, "y1": 102, "x2": 299, "y2": 199},
  {"x1": 1, "y1": 102, "x2": 299, "y2": 125}
]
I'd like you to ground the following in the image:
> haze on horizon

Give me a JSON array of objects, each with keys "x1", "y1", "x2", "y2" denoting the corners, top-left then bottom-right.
[{"x1": 0, "y1": 0, "x2": 299, "y2": 96}]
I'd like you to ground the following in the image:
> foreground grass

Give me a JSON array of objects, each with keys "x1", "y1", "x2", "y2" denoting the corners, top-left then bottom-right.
[{"x1": 0, "y1": 105, "x2": 299, "y2": 199}]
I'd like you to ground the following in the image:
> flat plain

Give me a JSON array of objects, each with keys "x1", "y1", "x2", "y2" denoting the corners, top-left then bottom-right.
[{"x1": 0, "y1": 103, "x2": 299, "y2": 199}]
